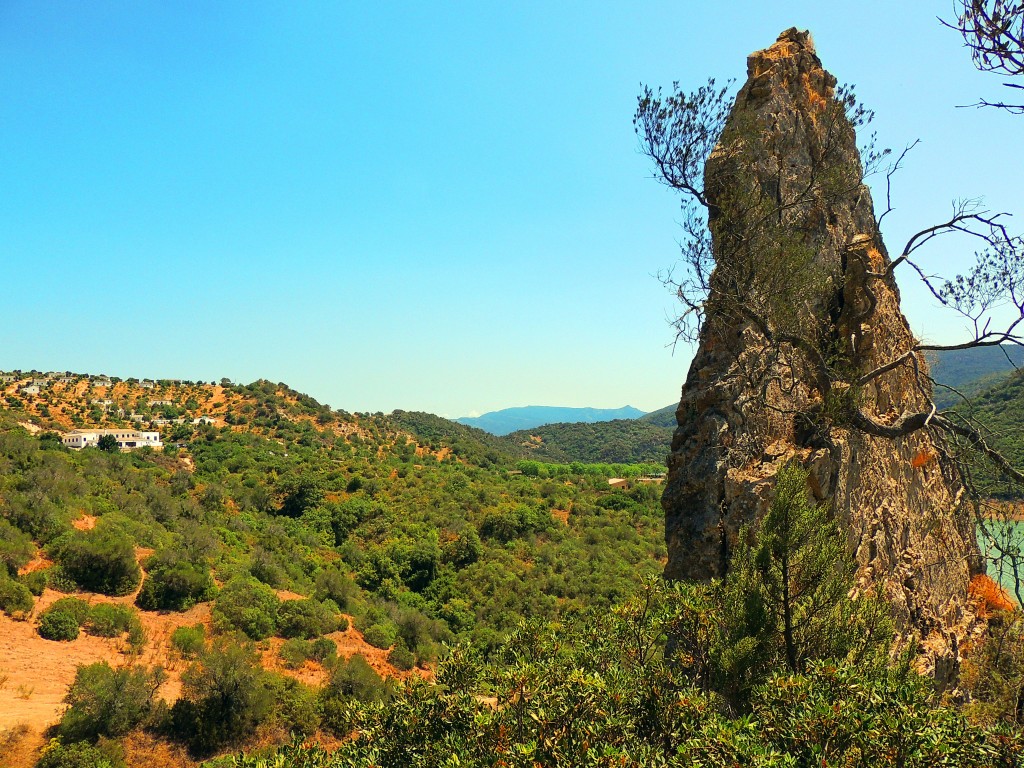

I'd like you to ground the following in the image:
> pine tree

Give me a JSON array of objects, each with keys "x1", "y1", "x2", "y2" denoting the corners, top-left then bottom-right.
[{"x1": 717, "y1": 464, "x2": 891, "y2": 703}]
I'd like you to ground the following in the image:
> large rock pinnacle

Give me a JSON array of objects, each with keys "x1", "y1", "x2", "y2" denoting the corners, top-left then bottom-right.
[{"x1": 662, "y1": 29, "x2": 983, "y2": 673}]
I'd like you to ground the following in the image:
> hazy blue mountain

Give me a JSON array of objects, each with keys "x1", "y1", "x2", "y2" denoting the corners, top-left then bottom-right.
[{"x1": 456, "y1": 405, "x2": 645, "y2": 436}]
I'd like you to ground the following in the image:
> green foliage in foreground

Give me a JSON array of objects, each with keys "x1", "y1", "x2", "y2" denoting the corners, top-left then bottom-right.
[
  {"x1": 207, "y1": 472, "x2": 1019, "y2": 767},
  {"x1": 211, "y1": 580, "x2": 1023, "y2": 768}
]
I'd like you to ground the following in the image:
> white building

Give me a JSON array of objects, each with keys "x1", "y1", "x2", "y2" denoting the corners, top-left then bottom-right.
[
  {"x1": 20, "y1": 385, "x2": 40, "y2": 396},
  {"x1": 62, "y1": 429, "x2": 163, "y2": 451}
]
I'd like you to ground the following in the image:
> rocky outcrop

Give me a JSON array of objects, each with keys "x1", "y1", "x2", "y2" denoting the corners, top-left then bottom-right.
[{"x1": 662, "y1": 29, "x2": 982, "y2": 674}]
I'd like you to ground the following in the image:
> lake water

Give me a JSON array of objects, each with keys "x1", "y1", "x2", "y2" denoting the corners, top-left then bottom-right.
[{"x1": 979, "y1": 520, "x2": 1024, "y2": 604}]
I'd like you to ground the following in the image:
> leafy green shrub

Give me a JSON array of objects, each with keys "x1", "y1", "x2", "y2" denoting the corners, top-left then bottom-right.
[
  {"x1": 266, "y1": 674, "x2": 322, "y2": 736},
  {"x1": 136, "y1": 552, "x2": 216, "y2": 611},
  {"x1": 170, "y1": 640, "x2": 273, "y2": 756},
  {"x1": 309, "y1": 636, "x2": 337, "y2": 664},
  {"x1": 361, "y1": 622, "x2": 396, "y2": 650},
  {"x1": 313, "y1": 566, "x2": 358, "y2": 609},
  {"x1": 0, "y1": 518, "x2": 34, "y2": 576},
  {"x1": 3, "y1": 497, "x2": 69, "y2": 545},
  {"x1": 277, "y1": 473, "x2": 324, "y2": 518},
  {"x1": 478, "y1": 504, "x2": 553, "y2": 542},
  {"x1": 279, "y1": 638, "x2": 312, "y2": 669},
  {"x1": 441, "y1": 528, "x2": 482, "y2": 568},
  {"x1": 20, "y1": 568, "x2": 48, "y2": 595},
  {"x1": 320, "y1": 654, "x2": 390, "y2": 736},
  {"x1": 49, "y1": 597, "x2": 91, "y2": 624},
  {"x1": 36, "y1": 738, "x2": 124, "y2": 768},
  {"x1": 50, "y1": 527, "x2": 141, "y2": 596},
  {"x1": 213, "y1": 577, "x2": 280, "y2": 640},
  {"x1": 170, "y1": 624, "x2": 206, "y2": 658},
  {"x1": 57, "y1": 662, "x2": 164, "y2": 742},
  {"x1": 85, "y1": 604, "x2": 139, "y2": 638},
  {"x1": 277, "y1": 598, "x2": 336, "y2": 639},
  {"x1": 38, "y1": 609, "x2": 81, "y2": 641},
  {"x1": 388, "y1": 641, "x2": 415, "y2": 671},
  {"x1": 0, "y1": 575, "x2": 33, "y2": 615}
]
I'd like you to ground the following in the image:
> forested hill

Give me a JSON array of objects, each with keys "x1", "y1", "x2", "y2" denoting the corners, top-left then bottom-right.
[
  {"x1": 639, "y1": 403, "x2": 677, "y2": 427},
  {"x1": 505, "y1": 418, "x2": 673, "y2": 464},
  {"x1": 951, "y1": 368, "x2": 1024, "y2": 498},
  {"x1": 0, "y1": 372, "x2": 669, "y2": 761},
  {"x1": 927, "y1": 345, "x2": 1024, "y2": 408},
  {"x1": 387, "y1": 409, "x2": 532, "y2": 464}
]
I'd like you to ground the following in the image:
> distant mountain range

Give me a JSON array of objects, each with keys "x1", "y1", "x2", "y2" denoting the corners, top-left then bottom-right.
[
  {"x1": 453, "y1": 345, "x2": 1024, "y2": 463},
  {"x1": 456, "y1": 405, "x2": 646, "y2": 436}
]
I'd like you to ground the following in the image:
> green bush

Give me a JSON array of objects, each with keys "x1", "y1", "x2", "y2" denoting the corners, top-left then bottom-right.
[
  {"x1": 170, "y1": 624, "x2": 206, "y2": 658},
  {"x1": 57, "y1": 662, "x2": 164, "y2": 742},
  {"x1": 361, "y1": 622, "x2": 397, "y2": 650},
  {"x1": 279, "y1": 638, "x2": 312, "y2": 669},
  {"x1": 170, "y1": 640, "x2": 273, "y2": 756},
  {"x1": 277, "y1": 598, "x2": 336, "y2": 639},
  {"x1": 49, "y1": 597, "x2": 91, "y2": 624},
  {"x1": 0, "y1": 518, "x2": 35, "y2": 576},
  {"x1": 314, "y1": 566, "x2": 358, "y2": 609},
  {"x1": 388, "y1": 641, "x2": 415, "y2": 671},
  {"x1": 38, "y1": 609, "x2": 81, "y2": 641},
  {"x1": 20, "y1": 568, "x2": 48, "y2": 595},
  {"x1": 136, "y1": 553, "x2": 216, "y2": 611},
  {"x1": 213, "y1": 577, "x2": 280, "y2": 640},
  {"x1": 50, "y1": 527, "x2": 141, "y2": 596},
  {"x1": 86, "y1": 603, "x2": 139, "y2": 638},
  {"x1": 320, "y1": 654, "x2": 390, "y2": 736},
  {"x1": 266, "y1": 675, "x2": 322, "y2": 736},
  {"x1": 0, "y1": 574, "x2": 33, "y2": 615},
  {"x1": 309, "y1": 636, "x2": 337, "y2": 664},
  {"x1": 37, "y1": 739, "x2": 124, "y2": 768}
]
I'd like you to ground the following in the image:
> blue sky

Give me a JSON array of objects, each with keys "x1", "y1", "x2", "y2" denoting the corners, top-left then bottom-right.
[{"x1": 2, "y1": 1, "x2": 1021, "y2": 416}]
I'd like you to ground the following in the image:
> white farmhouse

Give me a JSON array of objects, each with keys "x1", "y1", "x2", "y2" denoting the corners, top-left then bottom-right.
[{"x1": 62, "y1": 429, "x2": 163, "y2": 451}]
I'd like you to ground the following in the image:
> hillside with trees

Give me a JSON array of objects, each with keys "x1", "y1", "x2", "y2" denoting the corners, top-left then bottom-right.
[
  {"x1": 505, "y1": 418, "x2": 673, "y2": 464},
  {"x1": 0, "y1": 384, "x2": 669, "y2": 764}
]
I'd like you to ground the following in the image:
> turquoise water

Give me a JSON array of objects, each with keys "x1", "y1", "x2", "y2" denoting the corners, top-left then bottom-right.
[{"x1": 979, "y1": 520, "x2": 1024, "y2": 604}]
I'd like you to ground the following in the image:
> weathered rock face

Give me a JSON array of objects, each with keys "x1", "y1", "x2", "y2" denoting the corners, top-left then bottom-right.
[{"x1": 662, "y1": 29, "x2": 982, "y2": 672}]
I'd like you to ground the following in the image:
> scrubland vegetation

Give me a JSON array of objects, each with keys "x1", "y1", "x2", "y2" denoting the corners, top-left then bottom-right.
[
  {"x1": 0, "y1": 383, "x2": 671, "y2": 763},
  {"x1": 1, "y1": 375, "x2": 1023, "y2": 766}
]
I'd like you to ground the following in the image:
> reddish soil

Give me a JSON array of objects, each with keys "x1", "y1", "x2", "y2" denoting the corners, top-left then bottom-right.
[
  {"x1": 0, "y1": 584, "x2": 423, "y2": 767},
  {"x1": 0, "y1": 589, "x2": 214, "y2": 736},
  {"x1": 71, "y1": 514, "x2": 97, "y2": 531}
]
